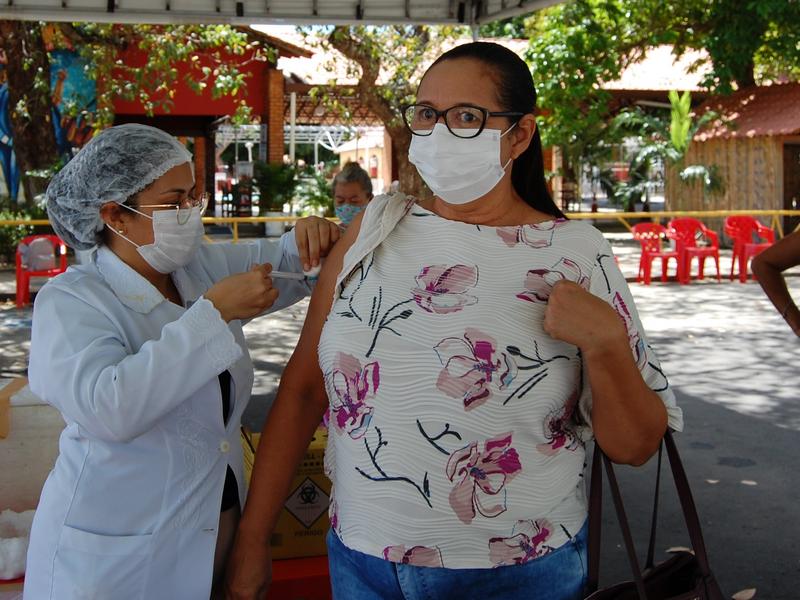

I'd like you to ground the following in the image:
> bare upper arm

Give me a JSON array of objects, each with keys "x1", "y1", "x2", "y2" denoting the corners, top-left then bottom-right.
[{"x1": 284, "y1": 211, "x2": 365, "y2": 378}]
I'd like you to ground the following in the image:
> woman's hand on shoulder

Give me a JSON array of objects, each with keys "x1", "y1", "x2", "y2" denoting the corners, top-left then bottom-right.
[
  {"x1": 293, "y1": 216, "x2": 342, "y2": 272},
  {"x1": 543, "y1": 280, "x2": 626, "y2": 356}
]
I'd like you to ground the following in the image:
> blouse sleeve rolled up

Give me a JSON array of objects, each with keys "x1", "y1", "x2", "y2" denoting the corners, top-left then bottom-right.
[
  {"x1": 28, "y1": 284, "x2": 243, "y2": 443},
  {"x1": 576, "y1": 237, "x2": 683, "y2": 439}
]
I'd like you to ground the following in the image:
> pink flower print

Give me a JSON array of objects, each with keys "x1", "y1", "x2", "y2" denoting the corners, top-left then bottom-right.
[
  {"x1": 488, "y1": 519, "x2": 554, "y2": 566},
  {"x1": 497, "y1": 219, "x2": 568, "y2": 249},
  {"x1": 329, "y1": 495, "x2": 340, "y2": 535},
  {"x1": 537, "y1": 389, "x2": 581, "y2": 456},
  {"x1": 517, "y1": 257, "x2": 590, "y2": 304},
  {"x1": 412, "y1": 264, "x2": 479, "y2": 314},
  {"x1": 328, "y1": 352, "x2": 379, "y2": 439},
  {"x1": 612, "y1": 292, "x2": 647, "y2": 369},
  {"x1": 446, "y1": 433, "x2": 522, "y2": 524},
  {"x1": 434, "y1": 328, "x2": 517, "y2": 411},
  {"x1": 383, "y1": 545, "x2": 444, "y2": 567}
]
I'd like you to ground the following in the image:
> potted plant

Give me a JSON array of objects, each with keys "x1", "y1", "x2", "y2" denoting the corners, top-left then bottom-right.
[
  {"x1": 251, "y1": 161, "x2": 298, "y2": 236},
  {"x1": 295, "y1": 165, "x2": 334, "y2": 218}
]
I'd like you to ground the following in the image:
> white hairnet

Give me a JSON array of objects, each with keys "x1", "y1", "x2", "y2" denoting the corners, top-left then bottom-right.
[{"x1": 46, "y1": 123, "x2": 193, "y2": 250}]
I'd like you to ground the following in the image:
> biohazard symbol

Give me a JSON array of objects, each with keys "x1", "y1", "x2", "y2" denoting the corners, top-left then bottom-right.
[{"x1": 299, "y1": 482, "x2": 319, "y2": 505}]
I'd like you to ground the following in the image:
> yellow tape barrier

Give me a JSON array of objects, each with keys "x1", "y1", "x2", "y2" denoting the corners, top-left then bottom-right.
[{"x1": 3, "y1": 209, "x2": 800, "y2": 242}]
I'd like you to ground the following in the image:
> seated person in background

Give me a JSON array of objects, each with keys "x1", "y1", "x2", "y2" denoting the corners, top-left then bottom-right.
[
  {"x1": 333, "y1": 161, "x2": 374, "y2": 228},
  {"x1": 752, "y1": 229, "x2": 800, "y2": 336}
]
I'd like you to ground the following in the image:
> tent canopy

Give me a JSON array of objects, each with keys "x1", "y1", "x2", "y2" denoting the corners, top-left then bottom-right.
[{"x1": 0, "y1": 0, "x2": 559, "y2": 26}]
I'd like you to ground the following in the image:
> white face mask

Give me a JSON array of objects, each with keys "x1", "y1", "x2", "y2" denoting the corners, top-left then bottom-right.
[
  {"x1": 408, "y1": 122, "x2": 515, "y2": 205},
  {"x1": 110, "y1": 206, "x2": 204, "y2": 274}
]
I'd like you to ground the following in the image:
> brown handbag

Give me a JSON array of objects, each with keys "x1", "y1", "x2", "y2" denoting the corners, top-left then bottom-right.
[{"x1": 584, "y1": 431, "x2": 726, "y2": 600}]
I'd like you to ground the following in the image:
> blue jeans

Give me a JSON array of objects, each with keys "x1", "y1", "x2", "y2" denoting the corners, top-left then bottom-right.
[{"x1": 326, "y1": 520, "x2": 588, "y2": 600}]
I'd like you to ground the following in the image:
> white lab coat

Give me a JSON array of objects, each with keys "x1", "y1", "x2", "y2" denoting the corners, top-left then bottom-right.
[{"x1": 24, "y1": 234, "x2": 310, "y2": 600}]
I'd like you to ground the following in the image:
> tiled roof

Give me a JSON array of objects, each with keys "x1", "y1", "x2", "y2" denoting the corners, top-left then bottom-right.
[{"x1": 695, "y1": 82, "x2": 800, "y2": 141}]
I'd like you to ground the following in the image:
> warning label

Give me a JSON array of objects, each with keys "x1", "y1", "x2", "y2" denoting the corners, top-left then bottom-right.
[{"x1": 284, "y1": 477, "x2": 330, "y2": 529}]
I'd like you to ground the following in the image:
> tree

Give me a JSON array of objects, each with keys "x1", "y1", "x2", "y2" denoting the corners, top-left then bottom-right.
[
  {"x1": 300, "y1": 26, "x2": 461, "y2": 195},
  {"x1": 625, "y1": 0, "x2": 800, "y2": 93},
  {"x1": 0, "y1": 21, "x2": 59, "y2": 202},
  {"x1": 611, "y1": 91, "x2": 723, "y2": 211},
  {"x1": 522, "y1": 0, "x2": 800, "y2": 202},
  {"x1": 0, "y1": 22, "x2": 271, "y2": 203},
  {"x1": 66, "y1": 24, "x2": 267, "y2": 126},
  {"x1": 526, "y1": 0, "x2": 641, "y2": 197}
]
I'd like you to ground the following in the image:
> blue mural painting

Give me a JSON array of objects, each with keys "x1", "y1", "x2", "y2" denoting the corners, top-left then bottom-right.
[{"x1": 0, "y1": 49, "x2": 96, "y2": 200}]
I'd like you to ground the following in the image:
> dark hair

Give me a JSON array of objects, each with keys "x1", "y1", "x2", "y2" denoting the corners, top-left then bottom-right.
[{"x1": 426, "y1": 42, "x2": 565, "y2": 219}]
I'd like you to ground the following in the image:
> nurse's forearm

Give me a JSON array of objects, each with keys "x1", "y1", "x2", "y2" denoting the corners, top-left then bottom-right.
[{"x1": 238, "y1": 366, "x2": 328, "y2": 542}]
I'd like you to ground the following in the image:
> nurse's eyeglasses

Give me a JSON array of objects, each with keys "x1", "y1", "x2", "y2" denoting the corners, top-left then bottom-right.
[
  {"x1": 135, "y1": 192, "x2": 210, "y2": 225},
  {"x1": 401, "y1": 103, "x2": 523, "y2": 139}
]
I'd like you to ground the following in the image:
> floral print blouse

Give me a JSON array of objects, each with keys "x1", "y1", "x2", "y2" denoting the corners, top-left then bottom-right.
[{"x1": 318, "y1": 194, "x2": 683, "y2": 569}]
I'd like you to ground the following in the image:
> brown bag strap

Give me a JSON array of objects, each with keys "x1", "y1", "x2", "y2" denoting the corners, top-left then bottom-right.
[
  {"x1": 586, "y1": 445, "x2": 603, "y2": 592},
  {"x1": 586, "y1": 431, "x2": 716, "y2": 595},
  {"x1": 662, "y1": 430, "x2": 714, "y2": 578},
  {"x1": 644, "y1": 443, "x2": 663, "y2": 570}
]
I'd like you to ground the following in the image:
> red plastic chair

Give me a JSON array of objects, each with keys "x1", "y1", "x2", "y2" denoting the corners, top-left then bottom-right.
[
  {"x1": 667, "y1": 218, "x2": 721, "y2": 284},
  {"x1": 631, "y1": 223, "x2": 679, "y2": 284},
  {"x1": 723, "y1": 216, "x2": 774, "y2": 283},
  {"x1": 15, "y1": 234, "x2": 68, "y2": 308}
]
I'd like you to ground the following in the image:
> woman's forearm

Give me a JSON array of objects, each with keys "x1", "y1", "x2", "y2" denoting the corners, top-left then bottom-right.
[
  {"x1": 584, "y1": 338, "x2": 668, "y2": 466},
  {"x1": 752, "y1": 231, "x2": 800, "y2": 334},
  {"x1": 752, "y1": 259, "x2": 800, "y2": 333},
  {"x1": 238, "y1": 367, "x2": 329, "y2": 543}
]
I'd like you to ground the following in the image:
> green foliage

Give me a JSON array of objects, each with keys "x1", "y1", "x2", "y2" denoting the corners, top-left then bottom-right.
[
  {"x1": 669, "y1": 90, "x2": 692, "y2": 153},
  {"x1": 295, "y1": 167, "x2": 334, "y2": 216},
  {"x1": 679, "y1": 164, "x2": 725, "y2": 196},
  {"x1": 478, "y1": 16, "x2": 528, "y2": 38},
  {"x1": 70, "y1": 24, "x2": 274, "y2": 126},
  {"x1": 527, "y1": 0, "x2": 638, "y2": 189},
  {"x1": 0, "y1": 197, "x2": 48, "y2": 261},
  {"x1": 525, "y1": 0, "x2": 800, "y2": 199},
  {"x1": 250, "y1": 161, "x2": 299, "y2": 212},
  {"x1": 611, "y1": 92, "x2": 724, "y2": 207}
]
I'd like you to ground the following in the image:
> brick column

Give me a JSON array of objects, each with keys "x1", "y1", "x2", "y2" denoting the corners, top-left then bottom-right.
[
  {"x1": 265, "y1": 67, "x2": 285, "y2": 164},
  {"x1": 194, "y1": 135, "x2": 207, "y2": 199}
]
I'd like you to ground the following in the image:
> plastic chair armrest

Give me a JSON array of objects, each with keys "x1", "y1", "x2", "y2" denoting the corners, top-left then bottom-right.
[
  {"x1": 702, "y1": 227, "x2": 719, "y2": 247},
  {"x1": 755, "y1": 224, "x2": 775, "y2": 243}
]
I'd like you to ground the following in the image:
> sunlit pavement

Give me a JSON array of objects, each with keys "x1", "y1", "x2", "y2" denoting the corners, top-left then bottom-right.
[{"x1": 1, "y1": 239, "x2": 799, "y2": 598}]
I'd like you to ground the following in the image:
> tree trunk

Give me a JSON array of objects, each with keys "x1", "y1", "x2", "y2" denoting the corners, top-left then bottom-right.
[
  {"x1": 386, "y1": 124, "x2": 425, "y2": 198},
  {"x1": 326, "y1": 28, "x2": 426, "y2": 199},
  {"x1": 0, "y1": 21, "x2": 59, "y2": 204}
]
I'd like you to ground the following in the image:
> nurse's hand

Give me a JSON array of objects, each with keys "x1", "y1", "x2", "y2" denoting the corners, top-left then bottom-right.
[
  {"x1": 224, "y1": 532, "x2": 272, "y2": 599},
  {"x1": 205, "y1": 264, "x2": 279, "y2": 322},
  {"x1": 294, "y1": 216, "x2": 341, "y2": 272}
]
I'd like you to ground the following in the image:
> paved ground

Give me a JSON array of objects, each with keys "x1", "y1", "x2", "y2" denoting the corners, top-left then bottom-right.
[{"x1": 2, "y1": 235, "x2": 799, "y2": 598}]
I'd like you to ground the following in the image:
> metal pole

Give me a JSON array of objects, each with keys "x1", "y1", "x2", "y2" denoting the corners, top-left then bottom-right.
[{"x1": 289, "y1": 91, "x2": 297, "y2": 163}]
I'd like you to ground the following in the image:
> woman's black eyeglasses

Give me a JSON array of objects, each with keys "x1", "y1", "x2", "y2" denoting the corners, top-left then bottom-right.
[{"x1": 401, "y1": 103, "x2": 524, "y2": 139}]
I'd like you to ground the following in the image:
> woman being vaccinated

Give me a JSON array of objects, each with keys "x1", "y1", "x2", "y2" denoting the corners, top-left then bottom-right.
[
  {"x1": 227, "y1": 43, "x2": 682, "y2": 600},
  {"x1": 24, "y1": 124, "x2": 339, "y2": 599}
]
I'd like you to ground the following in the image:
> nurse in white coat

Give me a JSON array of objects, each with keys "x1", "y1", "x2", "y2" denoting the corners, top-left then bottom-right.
[{"x1": 24, "y1": 124, "x2": 339, "y2": 599}]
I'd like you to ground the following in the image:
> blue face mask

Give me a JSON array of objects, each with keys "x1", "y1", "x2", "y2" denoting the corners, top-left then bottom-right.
[{"x1": 335, "y1": 203, "x2": 367, "y2": 227}]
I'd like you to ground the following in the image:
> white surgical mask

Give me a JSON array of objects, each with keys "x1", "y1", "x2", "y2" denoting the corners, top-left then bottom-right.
[
  {"x1": 110, "y1": 206, "x2": 204, "y2": 273},
  {"x1": 408, "y1": 122, "x2": 515, "y2": 205}
]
